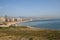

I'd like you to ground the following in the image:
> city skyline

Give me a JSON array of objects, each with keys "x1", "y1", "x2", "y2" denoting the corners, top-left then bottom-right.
[{"x1": 0, "y1": 0, "x2": 60, "y2": 18}]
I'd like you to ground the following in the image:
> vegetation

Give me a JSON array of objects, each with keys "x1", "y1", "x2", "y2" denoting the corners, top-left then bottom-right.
[{"x1": 0, "y1": 26, "x2": 60, "y2": 40}]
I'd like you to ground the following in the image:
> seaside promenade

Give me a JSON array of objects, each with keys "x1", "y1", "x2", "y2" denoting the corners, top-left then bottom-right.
[
  {"x1": 0, "y1": 16, "x2": 33, "y2": 27},
  {"x1": 0, "y1": 20, "x2": 32, "y2": 27},
  {"x1": 0, "y1": 22, "x2": 19, "y2": 27}
]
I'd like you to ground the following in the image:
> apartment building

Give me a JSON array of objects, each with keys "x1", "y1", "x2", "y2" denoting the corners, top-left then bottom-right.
[{"x1": 0, "y1": 17, "x2": 25, "y2": 22}]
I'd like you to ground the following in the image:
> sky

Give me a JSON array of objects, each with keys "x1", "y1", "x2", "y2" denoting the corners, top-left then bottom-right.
[{"x1": 0, "y1": 0, "x2": 60, "y2": 18}]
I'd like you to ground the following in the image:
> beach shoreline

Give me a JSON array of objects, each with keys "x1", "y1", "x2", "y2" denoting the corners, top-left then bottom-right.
[{"x1": 0, "y1": 20, "x2": 31, "y2": 27}]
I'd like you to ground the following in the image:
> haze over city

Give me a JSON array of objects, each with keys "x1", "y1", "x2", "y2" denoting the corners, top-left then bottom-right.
[{"x1": 0, "y1": 0, "x2": 60, "y2": 18}]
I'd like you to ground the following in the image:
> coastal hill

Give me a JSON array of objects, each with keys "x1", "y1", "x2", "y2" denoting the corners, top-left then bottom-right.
[{"x1": 0, "y1": 26, "x2": 60, "y2": 40}]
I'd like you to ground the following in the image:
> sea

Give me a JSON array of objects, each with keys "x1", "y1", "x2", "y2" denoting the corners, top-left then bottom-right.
[{"x1": 17, "y1": 19, "x2": 60, "y2": 30}]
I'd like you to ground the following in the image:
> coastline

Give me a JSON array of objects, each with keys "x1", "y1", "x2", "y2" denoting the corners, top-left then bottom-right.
[
  {"x1": 0, "y1": 20, "x2": 32, "y2": 27},
  {"x1": 0, "y1": 20, "x2": 60, "y2": 31},
  {"x1": 26, "y1": 26, "x2": 60, "y2": 31}
]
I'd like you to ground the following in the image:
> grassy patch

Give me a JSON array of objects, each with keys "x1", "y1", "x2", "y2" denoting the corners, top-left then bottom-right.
[{"x1": 0, "y1": 26, "x2": 60, "y2": 40}]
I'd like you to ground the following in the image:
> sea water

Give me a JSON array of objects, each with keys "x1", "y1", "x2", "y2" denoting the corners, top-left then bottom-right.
[{"x1": 17, "y1": 19, "x2": 60, "y2": 30}]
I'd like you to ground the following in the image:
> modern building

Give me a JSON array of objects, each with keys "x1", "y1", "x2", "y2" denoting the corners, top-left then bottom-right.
[
  {"x1": 0, "y1": 16, "x2": 30, "y2": 22},
  {"x1": 6, "y1": 18, "x2": 15, "y2": 22}
]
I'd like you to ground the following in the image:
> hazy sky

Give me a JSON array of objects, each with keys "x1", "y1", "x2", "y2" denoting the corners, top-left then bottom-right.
[{"x1": 0, "y1": 0, "x2": 60, "y2": 18}]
